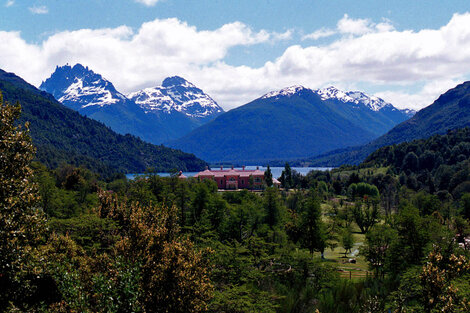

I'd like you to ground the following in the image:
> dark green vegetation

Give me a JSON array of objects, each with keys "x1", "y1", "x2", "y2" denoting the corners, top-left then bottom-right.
[
  {"x1": 169, "y1": 87, "x2": 408, "y2": 163},
  {"x1": 302, "y1": 81, "x2": 470, "y2": 166},
  {"x1": 0, "y1": 69, "x2": 206, "y2": 178},
  {"x1": 365, "y1": 127, "x2": 470, "y2": 200},
  {"x1": 3, "y1": 92, "x2": 470, "y2": 312}
]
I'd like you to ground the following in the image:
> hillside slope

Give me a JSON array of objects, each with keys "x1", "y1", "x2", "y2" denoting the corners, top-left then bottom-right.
[
  {"x1": 0, "y1": 69, "x2": 207, "y2": 177},
  {"x1": 41, "y1": 64, "x2": 223, "y2": 143},
  {"x1": 302, "y1": 81, "x2": 470, "y2": 166},
  {"x1": 169, "y1": 86, "x2": 382, "y2": 162}
]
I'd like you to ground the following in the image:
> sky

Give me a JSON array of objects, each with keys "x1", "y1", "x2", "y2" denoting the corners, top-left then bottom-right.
[{"x1": 1, "y1": 1, "x2": 470, "y2": 111}]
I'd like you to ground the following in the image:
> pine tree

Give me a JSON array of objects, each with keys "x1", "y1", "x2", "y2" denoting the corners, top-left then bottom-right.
[
  {"x1": 300, "y1": 192, "x2": 326, "y2": 256},
  {"x1": 280, "y1": 162, "x2": 292, "y2": 189},
  {"x1": 264, "y1": 165, "x2": 273, "y2": 187},
  {"x1": 264, "y1": 187, "x2": 280, "y2": 228}
]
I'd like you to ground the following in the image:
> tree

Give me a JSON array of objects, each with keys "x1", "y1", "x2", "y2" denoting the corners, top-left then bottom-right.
[
  {"x1": 402, "y1": 152, "x2": 419, "y2": 172},
  {"x1": 264, "y1": 187, "x2": 280, "y2": 228},
  {"x1": 420, "y1": 249, "x2": 470, "y2": 312},
  {"x1": 0, "y1": 93, "x2": 48, "y2": 310},
  {"x1": 264, "y1": 165, "x2": 273, "y2": 187},
  {"x1": 280, "y1": 162, "x2": 293, "y2": 189},
  {"x1": 97, "y1": 191, "x2": 213, "y2": 313},
  {"x1": 176, "y1": 179, "x2": 190, "y2": 227},
  {"x1": 361, "y1": 224, "x2": 397, "y2": 278},
  {"x1": 341, "y1": 228, "x2": 354, "y2": 258},
  {"x1": 299, "y1": 192, "x2": 326, "y2": 257},
  {"x1": 192, "y1": 182, "x2": 209, "y2": 223},
  {"x1": 351, "y1": 199, "x2": 379, "y2": 234},
  {"x1": 460, "y1": 193, "x2": 470, "y2": 219}
]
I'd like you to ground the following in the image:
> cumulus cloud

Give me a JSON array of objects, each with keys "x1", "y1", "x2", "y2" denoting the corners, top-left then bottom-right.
[
  {"x1": 302, "y1": 28, "x2": 336, "y2": 40},
  {"x1": 303, "y1": 14, "x2": 395, "y2": 40},
  {"x1": 134, "y1": 0, "x2": 159, "y2": 6},
  {"x1": 0, "y1": 18, "x2": 286, "y2": 105},
  {"x1": 1, "y1": 14, "x2": 470, "y2": 110},
  {"x1": 29, "y1": 5, "x2": 48, "y2": 14},
  {"x1": 375, "y1": 79, "x2": 464, "y2": 111},
  {"x1": 5, "y1": 0, "x2": 14, "y2": 7}
]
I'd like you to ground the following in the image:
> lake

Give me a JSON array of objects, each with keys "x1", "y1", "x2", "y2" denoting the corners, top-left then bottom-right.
[{"x1": 126, "y1": 166, "x2": 332, "y2": 180}]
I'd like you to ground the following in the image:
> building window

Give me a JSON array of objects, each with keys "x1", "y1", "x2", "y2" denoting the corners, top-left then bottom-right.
[{"x1": 255, "y1": 177, "x2": 262, "y2": 183}]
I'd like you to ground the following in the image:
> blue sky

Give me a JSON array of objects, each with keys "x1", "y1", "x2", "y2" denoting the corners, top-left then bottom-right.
[{"x1": 1, "y1": 0, "x2": 470, "y2": 110}]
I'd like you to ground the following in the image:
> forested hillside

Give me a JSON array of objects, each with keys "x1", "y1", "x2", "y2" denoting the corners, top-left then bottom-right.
[
  {"x1": 301, "y1": 81, "x2": 470, "y2": 166},
  {"x1": 169, "y1": 87, "x2": 379, "y2": 162},
  {"x1": 0, "y1": 69, "x2": 207, "y2": 178},
  {"x1": 364, "y1": 127, "x2": 470, "y2": 198}
]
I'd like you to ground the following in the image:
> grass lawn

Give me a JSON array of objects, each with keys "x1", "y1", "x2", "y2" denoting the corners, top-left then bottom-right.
[
  {"x1": 319, "y1": 201, "x2": 373, "y2": 281},
  {"x1": 332, "y1": 166, "x2": 391, "y2": 180}
]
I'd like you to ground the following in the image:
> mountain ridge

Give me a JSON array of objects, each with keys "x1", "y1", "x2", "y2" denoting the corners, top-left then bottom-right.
[
  {"x1": 0, "y1": 68, "x2": 207, "y2": 178},
  {"x1": 299, "y1": 80, "x2": 470, "y2": 166},
  {"x1": 168, "y1": 85, "x2": 410, "y2": 162},
  {"x1": 40, "y1": 64, "x2": 223, "y2": 144}
]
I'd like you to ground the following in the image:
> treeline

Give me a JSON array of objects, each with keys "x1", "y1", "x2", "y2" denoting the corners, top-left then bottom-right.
[{"x1": 365, "y1": 127, "x2": 470, "y2": 198}]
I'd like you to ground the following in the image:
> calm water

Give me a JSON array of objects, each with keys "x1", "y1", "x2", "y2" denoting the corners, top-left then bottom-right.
[{"x1": 126, "y1": 166, "x2": 332, "y2": 180}]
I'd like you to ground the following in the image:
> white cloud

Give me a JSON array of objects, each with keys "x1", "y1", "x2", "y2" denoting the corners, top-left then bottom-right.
[
  {"x1": 29, "y1": 5, "x2": 48, "y2": 14},
  {"x1": 375, "y1": 79, "x2": 463, "y2": 111},
  {"x1": 272, "y1": 29, "x2": 293, "y2": 41},
  {"x1": 302, "y1": 15, "x2": 394, "y2": 41},
  {"x1": 134, "y1": 0, "x2": 159, "y2": 6},
  {"x1": 5, "y1": 0, "x2": 14, "y2": 7},
  {"x1": 336, "y1": 14, "x2": 395, "y2": 35},
  {"x1": 302, "y1": 28, "x2": 336, "y2": 40},
  {"x1": 337, "y1": 14, "x2": 373, "y2": 35},
  {"x1": 1, "y1": 14, "x2": 470, "y2": 111}
]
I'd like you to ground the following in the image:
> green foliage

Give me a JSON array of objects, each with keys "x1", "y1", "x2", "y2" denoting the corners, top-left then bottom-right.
[
  {"x1": 49, "y1": 214, "x2": 118, "y2": 253},
  {"x1": 361, "y1": 224, "x2": 398, "y2": 277},
  {"x1": 348, "y1": 182, "x2": 379, "y2": 199},
  {"x1": 264, "y1": 187, "x2": 281, "y2": 228},
  {"x1": 351, "y1": 199, "x2": 379, "y2": 234},
  {"x1": 366, "y1": 128, "x2": 470, "y2": 198},
  {"x1": 341, "y1": 227, "x2": 354, "y2": 257},
  {"x1": 280, "y1": 163, "x2": 293, "y2": 189},
  {"x1": 299, "y1": 192, "x2": 327, "y2": 255},
  {"x1": 0, "y1": 94, "x2": 48, "y2": 311},
  {"x1": 264, "y1": 165, "x2": 273, "y2": 187}
]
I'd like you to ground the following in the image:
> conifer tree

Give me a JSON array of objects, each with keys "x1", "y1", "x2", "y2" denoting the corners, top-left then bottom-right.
[
  {"x1": 300, "y1": 192, "x2": 326, "y2": 256},
  {"x1": 264, "y1": 165, "x2": 273, "y2": 187}
]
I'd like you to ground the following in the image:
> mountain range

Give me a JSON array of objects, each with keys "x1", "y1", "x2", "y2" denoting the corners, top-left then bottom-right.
[
  {"x1": 0, "y1": 68, "x2": 207, "y2": 178},
  {"x1": 300, "y1": 80, "x2": 470, "y2": 166},
  {"x1": 168, "y1": 85, "x2": 412, "y2": 163},
  {"x1": 40, "y1": 64, "x2": 223, "y2": 144}
]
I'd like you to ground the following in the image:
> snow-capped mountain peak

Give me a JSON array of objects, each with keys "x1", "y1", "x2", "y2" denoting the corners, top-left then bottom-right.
[
  {"x1": 258, "y1": 84, "x2": 413, "y2": 118},
  {"x1": 128, "y1": 77, "x2": 223, "y2": 119},
  {"x1": 261, "y1": 85, "x2": 307, "y2": 99},
  {"x1": 315, "y1": 86, "x2": 390, "y2": 112},
  {"x1": 40, "y1": 64, "x2": 126, "y2": 109},
  {"x1": 161, "y1": 76, "x2": 195, "y2": 88}
]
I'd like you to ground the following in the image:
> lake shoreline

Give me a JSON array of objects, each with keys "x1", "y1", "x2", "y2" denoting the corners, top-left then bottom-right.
[{"x1": 126, "y1": 166, "x2": 333, "y2": 180}]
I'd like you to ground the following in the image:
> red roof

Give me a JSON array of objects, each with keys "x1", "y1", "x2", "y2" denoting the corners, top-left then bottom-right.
[{"x1": 194, "y1": 167, "x2": 265, "y2": 178}]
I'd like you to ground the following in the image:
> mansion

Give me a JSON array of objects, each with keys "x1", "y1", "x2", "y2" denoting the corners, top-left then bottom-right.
[{"x1": 193, "y1": 166, "x2": 280, "y2": 190}]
